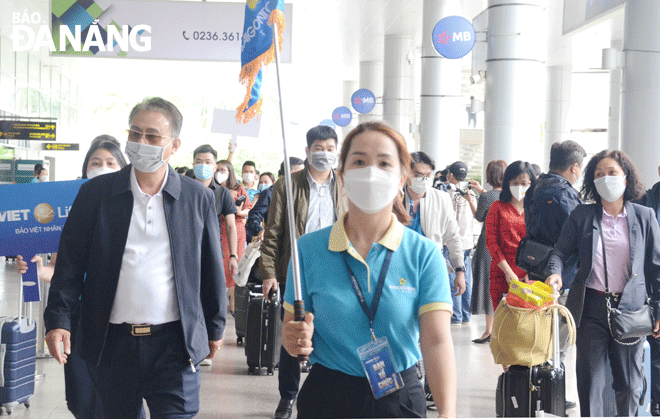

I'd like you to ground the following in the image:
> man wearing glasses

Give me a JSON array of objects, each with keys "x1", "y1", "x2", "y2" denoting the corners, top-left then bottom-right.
[{"x1": 44, "y1": 97, "x2": 226, "y2": 418}]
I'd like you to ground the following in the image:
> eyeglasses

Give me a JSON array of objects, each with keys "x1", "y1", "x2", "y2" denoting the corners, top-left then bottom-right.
[
  {"x1": 414, "y1": 173, "x2": 432, "y2": 181},
  {"x1": 126, "y1": 129, "x2": 172, "y2": 143}
]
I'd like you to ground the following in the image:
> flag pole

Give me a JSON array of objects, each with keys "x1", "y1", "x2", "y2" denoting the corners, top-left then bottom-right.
[{"x1": 271, "y1": 22, "x2": 308, "y2": 362}]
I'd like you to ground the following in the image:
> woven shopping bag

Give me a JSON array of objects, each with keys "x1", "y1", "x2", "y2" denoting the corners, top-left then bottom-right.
[{"x1": 490, "y1": 299, "x2": 575, "y2": 367}]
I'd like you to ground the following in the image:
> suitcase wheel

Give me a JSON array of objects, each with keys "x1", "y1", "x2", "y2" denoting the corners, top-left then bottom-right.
[
  {"x1": 267, "y1": 367, "x2": 274, "y2": 375},
  {"x1": 25, "y1": 401, "x2": 30, "y2": 408},
  {"x1": 248, "y1": 366, "x2": 256, "y2": 375},
  {"x1": 237, "y1": 337, "x2": 243, "y2": 346}
]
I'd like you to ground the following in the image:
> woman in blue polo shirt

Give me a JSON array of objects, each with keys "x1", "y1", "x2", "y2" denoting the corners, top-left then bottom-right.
[{"x1": 282, "y1": 121, "x2": 456, "y2": 418}]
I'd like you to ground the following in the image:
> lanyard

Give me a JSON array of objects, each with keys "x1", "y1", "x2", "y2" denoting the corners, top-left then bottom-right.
[{"x1": 341, "y1": 249, "x2": 393, "y2": 341}]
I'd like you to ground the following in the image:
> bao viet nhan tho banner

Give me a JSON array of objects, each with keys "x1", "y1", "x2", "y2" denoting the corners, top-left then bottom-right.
[
  {"x1": 12, "y1": 1, "x2": 292, "y2": 61},
  {"x1": 0, "y1": 180, "x2": 85, "y2": 302}
]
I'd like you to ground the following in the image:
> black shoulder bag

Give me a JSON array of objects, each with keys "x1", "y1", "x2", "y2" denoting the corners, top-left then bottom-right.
[
  {"x1": 599, "y1": 216, "x2": 655, "y2": 344},
  {"x1": 515, "y1": 236, "x2": 553, "y2": 278}
]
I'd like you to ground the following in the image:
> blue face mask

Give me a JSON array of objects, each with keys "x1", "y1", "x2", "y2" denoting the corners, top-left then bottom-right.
[
  {"x1": 194, "y1": 164, "x2": 214, "y2": 181},
  {"x1": 258, "y1": 183, "x2": 270, "y2": 192}
]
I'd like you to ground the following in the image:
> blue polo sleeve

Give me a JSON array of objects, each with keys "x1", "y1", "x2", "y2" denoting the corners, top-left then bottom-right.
[
  {"x1": 283, "y1": 242, "x2": 312, "y2": 315},
  {"x1": 417, "y1": 240, "x2": 453, "y2": 316}
]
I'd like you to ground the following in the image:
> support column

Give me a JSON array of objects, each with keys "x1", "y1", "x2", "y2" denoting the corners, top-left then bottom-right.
[
  {"x1": 544, "y1": 66, "x2": 572, "y2": 167},
  {"x1": 484, "y1": 0, "x2": 546, "y2": 166},
  {"x1": 608, "y1": 39, "x2": 622, "y2": 151},
  {"x1": 342, "y1": 80, "x2": 359, "y2": 139},
  {"x1": 383, "y1": 34, "x2": 415, "y2": 147},
  {"x1": 621, "y1": 0, "x2": 660, "y2": 185},
  {"x1": 359, "y1": 61, "x2": 383, "y2": 123},
  {"x1": 420, "y1": 0, "x2": 462, "y2": 167}
]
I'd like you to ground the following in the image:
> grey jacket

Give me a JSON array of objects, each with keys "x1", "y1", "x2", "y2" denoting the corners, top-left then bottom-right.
[{"x1": 547, "y1": 202, "x2": 660, "y2": 327}]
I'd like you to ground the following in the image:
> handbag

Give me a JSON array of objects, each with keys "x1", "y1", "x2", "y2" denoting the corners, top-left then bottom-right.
[
  {"x1": 598, "y1": 216, "x2": 655, "y2": 344},
  {"x1": 490, "y1": 297, "x2": 576, "y2": 367},
  {"x1": 515, "y1": 236, "x2": 553, "y2": 277},
  {"x1": 233, "y1": 241, "x2": 261, "y2": 287}
]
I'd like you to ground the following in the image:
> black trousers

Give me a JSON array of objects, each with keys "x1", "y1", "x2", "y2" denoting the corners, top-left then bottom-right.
[
  {"x1": 576, "y1": 288, "x2": 644, "y2": 417},
  {"x1": 297, "y1": 363, "x2": 426, "y2": 418},
  {"x1": 87, "y1": 322, "x2": 201, "y2": 419}
]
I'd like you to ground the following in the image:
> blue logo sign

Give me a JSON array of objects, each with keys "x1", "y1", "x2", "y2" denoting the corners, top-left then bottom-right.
[
  {"x1": 0, "y1": 180, "x2": 86, "y2": 302},
  {"x1": 351, "y1": 89, "x2": 376, "y2": 114},
  {"x1": 432, "y1": 16, "x2": 476, "y2": 59},
  {"x1": 332, "y1": 107, "x2": 353, "y2": 127}
]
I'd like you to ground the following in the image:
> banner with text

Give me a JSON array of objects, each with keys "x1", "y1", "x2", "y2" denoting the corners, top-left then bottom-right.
[
  {"x1": 0, "y1": 180, "x2": 85, "y2": 302},
  {"x1": 9, "y1": 1, "x2": 292, "y2": 61}
]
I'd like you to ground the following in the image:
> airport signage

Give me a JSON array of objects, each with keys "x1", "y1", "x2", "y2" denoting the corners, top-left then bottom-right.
[
  {"x1": 42, "y1": 143, "x2": 79, "y2": 151},
  {"x1": 0, "y1": 121, "x2": 56, "y2": 141},
  {"x1": 432, "y1": 16, "x2": 476, "y2": 59},
  {"x1": 0, "y1": 180, "x2": 86, "y2": 301},
  {"x1": 332, "y1": 106, "x2": 353, "y2": 127},
  {"x1": 351, "y1": 89, "x2": 376, "y2": 114}
]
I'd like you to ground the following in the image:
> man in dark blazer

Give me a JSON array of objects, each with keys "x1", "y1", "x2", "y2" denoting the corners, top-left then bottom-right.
[{"x1": 44, "y1": 97, "x2": 226, "y2": 418}]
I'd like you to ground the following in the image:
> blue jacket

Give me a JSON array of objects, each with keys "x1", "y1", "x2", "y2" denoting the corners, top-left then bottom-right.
[
  {"x1": 524, "y1": 172, "x2": 581, "y2": 287},
  {"x1": 44, "y1": 165, "x2": 226, "y2": 365},
  {"x1": 547, "y1": 202, "x2": 660, "y2": 327},
  {"x1": 246, "y1": 186, "x2": 272, "y2": 242}
]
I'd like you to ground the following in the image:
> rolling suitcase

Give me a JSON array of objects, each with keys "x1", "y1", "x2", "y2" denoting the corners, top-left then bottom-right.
[
  {"x1": 245, "y1": 289, "x2": 281, "y2": 375},
  {"x1": 496, "y1": 284, "x2": 566, "y2": 417},
  {"x1": 234, "y1": 283, "x2": 262, "y2": 346},
  {"x1": 0, "y1": 280, "x2": 36, "y2": 415}
]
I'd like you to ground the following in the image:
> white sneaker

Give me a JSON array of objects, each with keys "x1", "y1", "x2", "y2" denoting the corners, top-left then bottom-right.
[{"x1": 200, "y1": 359, "x2": 212, "y2": 366}]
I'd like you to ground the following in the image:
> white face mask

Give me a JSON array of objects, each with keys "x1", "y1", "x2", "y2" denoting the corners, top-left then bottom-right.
[
  {"x1": 310, "y1": 151, "x2": 337, "y2": 172},
  {"x1": 39, "y1": 175, "x2": 49, "y2": 182},
  {"x1": 125, "y1": 139, "x2": 174, "y2": 173},
  {"x1": 595, "y1": 175, "x2": 626, "y2": 202},
  {"x1": 215, "y1": 172, "x2": 229, "y2": 184},
  {"x1": 409, "y1": 177, "x2": 433, "y2": 195},
  {"x1": 242, "y1": 172, "x2": 255, "y2": 184},
  {"x1": 510, "y1": 185, "x2": 529, "y2": 201},
  {"x1": 87, "y1": 166, "x2": 119, "y2": 179},
  {"x1": 343, "y1": 166, "x2": 401, "y2": 214}
]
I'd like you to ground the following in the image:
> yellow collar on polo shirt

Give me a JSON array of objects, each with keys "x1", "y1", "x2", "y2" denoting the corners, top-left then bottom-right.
[{"x1": 328, "y1": 212, "x2": 404, "y2": 253}]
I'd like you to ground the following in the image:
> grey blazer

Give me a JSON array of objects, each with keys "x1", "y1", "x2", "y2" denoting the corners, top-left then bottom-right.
[{"x1": 547, "y1": 202, "x2": 660, "y2": 328}]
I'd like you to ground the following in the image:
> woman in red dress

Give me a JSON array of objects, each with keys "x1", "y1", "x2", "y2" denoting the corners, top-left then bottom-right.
[
  {"x1": 485, "y1": 161, "x2": 536, "y2": 311},
  {"x1": 216, "y1": 159, "x2": 253, "y2": 312}
]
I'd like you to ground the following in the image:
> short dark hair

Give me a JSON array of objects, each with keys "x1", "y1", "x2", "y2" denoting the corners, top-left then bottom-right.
[
  {"x1": 81, "y1": 135, "x2": 127, "y2": 178},
  {"x1": 218, "y1": 160, "x2": 240, "y2": 191},
  {"x1": 531, "y1": 164, "x2": 542, "y2": 178},
  {"x1": 549, "y1": 140, "x2": 587, "y2": 172},
  {"x1": 242, "y1": 160, "x2": 257, "y2": 171},
  {"x1": 260, "y1": 172, "x2": 275, "y2": 183},
  {"x1": 175, "y1": 166, "x2": 189, "y2": 174},
  {"x1": 184, "y1": 169, "x2": 195, "y2": 178},
  {"x1": 34, "y1": 163, "x2": 43, "y2": 174},
  {"x1": 486, "y1": 160, "x2": 507, "y2": 188},
  {"x1": 581, "y1": 150, "x2": 644, "y2": 203},
  {"x1": 129, "y1": 97, "x2": 183, "y2": 137},
  {"x1": 500, "y1": 161, "x2": 537, "y2": 203},
  {"x1": 193, "y1": 144, "x2": 217, "y2": 161},
  {"x1": 278, "y1": 157, "x2": 304, "y2": 177},
  {"x1": 306, "y1": 125, "x2": 338, "y2": 149},
  {"x1": 410, "y1": 151, "x2": 435, "y2": 171}
]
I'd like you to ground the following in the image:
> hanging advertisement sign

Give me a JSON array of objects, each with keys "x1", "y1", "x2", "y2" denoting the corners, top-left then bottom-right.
[
  {"x1": 351, "y1": 89, "x2": 376, "y2": 114},
  {"x1": 332, "y1": 106, "x2": 353, "y2": 127},
  {"x1": 432, "y1": 16, "x2": 476, "y2": 59}
]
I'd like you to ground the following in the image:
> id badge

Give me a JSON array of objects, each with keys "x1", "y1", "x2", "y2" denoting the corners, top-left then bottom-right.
[{"x1": 357, "y1": 336, "x2": 404, "y2": 399}]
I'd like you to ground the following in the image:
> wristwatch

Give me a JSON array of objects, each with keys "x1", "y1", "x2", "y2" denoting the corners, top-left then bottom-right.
[
  {"x1": 455, "y1": 267, "x2": 465, "y2": 272},
  {"x1": 230, "y1": 254, "x2": 238, "y2": 259}
]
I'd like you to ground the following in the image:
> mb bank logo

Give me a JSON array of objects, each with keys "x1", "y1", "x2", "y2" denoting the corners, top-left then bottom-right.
[
  {"x1": 432, "y1": 15, "x2": 475, "y2": 59},
  {"x1": 11, "y1": 1, "x2": 151, "y2": 55}
]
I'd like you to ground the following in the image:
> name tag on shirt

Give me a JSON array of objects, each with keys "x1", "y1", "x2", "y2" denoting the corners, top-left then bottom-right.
[{"x1": 357, "y1": 336, "x2": 404, "y2": 399}]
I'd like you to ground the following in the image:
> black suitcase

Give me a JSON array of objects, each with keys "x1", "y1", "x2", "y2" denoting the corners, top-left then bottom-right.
[
  {"x1": 496, "y1": 284, "x2": 566, "y2": 417},
  {"x1": 234, "y1": 283, "x2": 262, "y2": 346},
  {"x1": 245, "y1": 290, "x2": 282, "y2": 375}
]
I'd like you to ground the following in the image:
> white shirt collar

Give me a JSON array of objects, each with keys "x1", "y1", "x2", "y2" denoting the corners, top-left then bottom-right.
[{"x1": 130, "y1": 166, "x2": 169, "y2": 198}]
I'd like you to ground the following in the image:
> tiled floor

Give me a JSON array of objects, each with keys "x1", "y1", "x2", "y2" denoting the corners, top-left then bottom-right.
[{"x1": 0, "y1": 257, "x2": 580, "y2": 418}]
